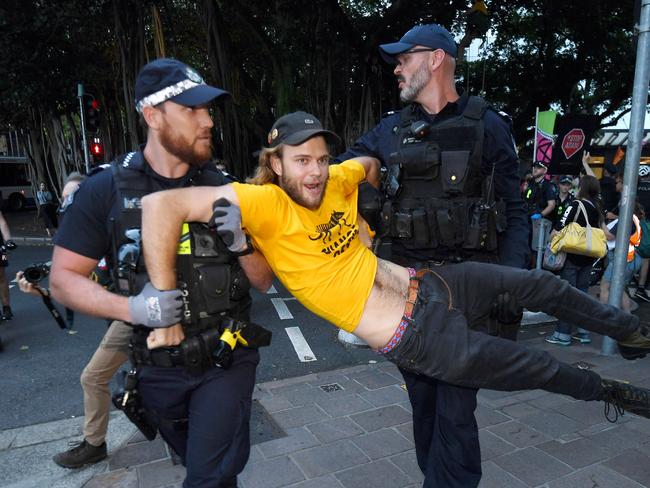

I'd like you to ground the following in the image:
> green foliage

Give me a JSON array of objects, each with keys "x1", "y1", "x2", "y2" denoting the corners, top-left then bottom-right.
[{"x1": 0, "y1": 0, "x2": 642, "y2": 179}]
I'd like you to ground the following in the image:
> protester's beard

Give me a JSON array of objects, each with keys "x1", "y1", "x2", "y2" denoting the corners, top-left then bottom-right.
[
  {"x1": 279, "y1": 173, "x2": 328, "y2": 210},
  {"x1": 159, "y1": 121, "x2": 212, "y2": 166},
  {"x1": 399, "y1": 60, "x2": 431, "y2": 103}
]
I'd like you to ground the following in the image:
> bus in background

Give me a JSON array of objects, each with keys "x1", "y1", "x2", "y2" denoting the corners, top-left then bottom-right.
[{"x1": 0, "y1": 130, "x2": 35, "y2": 211}]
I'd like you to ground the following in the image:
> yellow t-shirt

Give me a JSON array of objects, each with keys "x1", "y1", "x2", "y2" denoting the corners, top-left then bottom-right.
[{"x1": 233, "y1": 160, "x2": 378, "y2": 332}]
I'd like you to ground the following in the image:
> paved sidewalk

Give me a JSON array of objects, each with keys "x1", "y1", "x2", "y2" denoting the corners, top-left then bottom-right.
[{"x1": 3, "y1": 326, "x2": 650, "y2": 488}]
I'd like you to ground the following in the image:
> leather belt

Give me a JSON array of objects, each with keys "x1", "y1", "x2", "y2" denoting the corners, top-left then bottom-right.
[{"x1": 403, "y1": 269, "x2": 453, "y2": 317}]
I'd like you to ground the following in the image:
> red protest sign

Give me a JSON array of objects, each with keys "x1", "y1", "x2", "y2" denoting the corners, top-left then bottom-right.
[{"x1": 561, "y1": 128, "x2": 585, "y2": 160}]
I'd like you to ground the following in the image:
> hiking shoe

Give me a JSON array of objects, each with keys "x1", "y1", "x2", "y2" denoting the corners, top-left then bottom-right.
[
  {"x1": 618, "y1": 323, "x2": 650, "y2": 360},
  {"x1": 635, "y1": 288, "x2": 650, "y2": 303},
  {"x1": 52, "y1": 439, "x2": 107, "y2": 468},
  {"x1": 601, "y1": 379, "x2": 650, "y2": 422},
  {"x1": 1, "y1": 306, "x2": 12, "y2": 321},
  {"x1": 572, "y1": 332, "x2": 592, "y2": 344},
  {"x1": 545, "y1": 334, "x2": 571, "y2": 346}
]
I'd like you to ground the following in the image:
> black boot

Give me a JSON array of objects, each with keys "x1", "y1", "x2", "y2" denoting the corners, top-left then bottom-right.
[{"x1": 600, "y1": 379, "x2": 650, "y2": 422}]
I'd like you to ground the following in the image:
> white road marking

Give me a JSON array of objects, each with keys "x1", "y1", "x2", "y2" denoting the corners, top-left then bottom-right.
[
  {"x1": 285, "y1": 326, "x2": 317, "y2": 362},
  {"x1": 266, "y1": 285, "x2": 277, "y2": 294},
  {"x1": 271, "y1": 297, "x2": 293, "y2": 320}
]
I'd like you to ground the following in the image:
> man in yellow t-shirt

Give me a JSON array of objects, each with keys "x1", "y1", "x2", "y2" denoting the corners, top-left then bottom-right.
[{"x1": 135, "y1": 112, "x2": 650, "y2": 424}]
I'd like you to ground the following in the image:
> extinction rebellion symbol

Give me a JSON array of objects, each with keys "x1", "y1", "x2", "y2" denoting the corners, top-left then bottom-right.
[{"x1": 561, "y1": 128, "x2": 585, "y2": 159}]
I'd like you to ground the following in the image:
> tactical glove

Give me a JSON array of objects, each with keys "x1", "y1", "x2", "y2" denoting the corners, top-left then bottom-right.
[
  {"x1": 128, "y1": 282, "x2": 183, "y2": 328},
  {"x1": 4, "y1": 240, "x2": 16, "y2": 250},
  {"x1": 211, "y1": 198, "x2": 250, "y2": 254}
]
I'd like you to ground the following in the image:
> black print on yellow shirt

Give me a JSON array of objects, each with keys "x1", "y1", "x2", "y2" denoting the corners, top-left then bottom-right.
[{"x1": 309, "y1": 210, "x2": 358, "y2": 257}]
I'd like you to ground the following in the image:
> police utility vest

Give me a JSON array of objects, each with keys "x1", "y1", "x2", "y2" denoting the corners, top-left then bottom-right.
[
  {"x1": 383, "y1": 96, "x2": 506, "y2": 261},
  {"x1": 110, "y1": 152, "x2": 251, "y2": 337}
]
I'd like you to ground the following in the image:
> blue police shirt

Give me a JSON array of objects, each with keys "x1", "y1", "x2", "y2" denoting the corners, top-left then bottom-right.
[{"x1": 337, "y1": 94, "x2": 529, "y2": 268}]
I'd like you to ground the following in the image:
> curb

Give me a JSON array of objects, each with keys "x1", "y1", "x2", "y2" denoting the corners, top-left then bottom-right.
[{"x1": 10, "y1": 236, "x2": 53, "y2": 247}]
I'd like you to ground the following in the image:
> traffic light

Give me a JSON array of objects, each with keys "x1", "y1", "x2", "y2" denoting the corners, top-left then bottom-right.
[
  {"x1": 90, "y1": 136, "x2": 104, "y2": 160},
  {"x1": 84, "y1": 96, "x2": 101, "y2": 133}
]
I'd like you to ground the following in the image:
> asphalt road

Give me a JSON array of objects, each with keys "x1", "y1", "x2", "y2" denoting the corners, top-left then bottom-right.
[{"x1": 0, "y1": 245, "x2": 382, "y2": 430}]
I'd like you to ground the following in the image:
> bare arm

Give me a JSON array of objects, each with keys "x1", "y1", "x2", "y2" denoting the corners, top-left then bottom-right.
[
  {"x1": 354, "y1": 157, "x2": 381, "y2": 188},
  {"x1": 141, "y1": 184, "x2": 239, "y2": 349},
  {"x1": 141, "y1": 185, "x2": 238, "y2": 289},
  {"x1": 582, "y1": 151, "x2": 596, "y2": 177},
  {"x1": 238, "y1": 251, "x2": 273, "y2": 293},
  {"x1": 50, "y1": 246, "x2": 131, "y2": 321},
  {"x1": 0, "y1": 211, "x2": 11, "y2": 241}
]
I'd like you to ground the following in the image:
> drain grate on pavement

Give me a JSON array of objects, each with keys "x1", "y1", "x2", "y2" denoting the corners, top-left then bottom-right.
[
  {"x1": 250, "y1": 399, "x2": 286, "y2": 445},
  {"x1": 319, "y1": 383, "x2": 343, "y2": 393}
]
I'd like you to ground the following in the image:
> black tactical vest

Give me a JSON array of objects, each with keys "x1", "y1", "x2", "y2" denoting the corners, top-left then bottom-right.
[
  {"x1": 110, "y1": 152, "x2": 251, "y2": 337},
  {"x1": 384, "y1": 96, "x2": 506, "y2": 261}
]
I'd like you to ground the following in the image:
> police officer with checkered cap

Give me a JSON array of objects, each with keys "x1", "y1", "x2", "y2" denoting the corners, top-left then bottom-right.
[{"x1": 50, "y1": 58, "x2": 272, "y2": 484}]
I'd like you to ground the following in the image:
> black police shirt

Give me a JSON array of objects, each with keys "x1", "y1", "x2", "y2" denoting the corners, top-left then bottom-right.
[
  {"x1": 54, "y1": 160, "x2": 209, "y2": 260},
  {"x1": 337, "y1": 93, "x2": 529, "y2": 268}
]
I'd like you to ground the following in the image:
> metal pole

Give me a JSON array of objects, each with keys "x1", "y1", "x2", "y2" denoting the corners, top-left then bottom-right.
[
  {"x1": 77, "y1": 83, "x2": 90, "y2": 174},
  {"x1": 602, "y1": 0, "x2": 650, "y2": 355},
  {"x1": 535, "y1": 219, "x2": 547, "y2": 269}
]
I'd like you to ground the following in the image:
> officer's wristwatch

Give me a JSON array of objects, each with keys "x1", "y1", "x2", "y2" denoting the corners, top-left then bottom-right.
[{"x1": 235, "y1": 236, "x2": 255, "y2": 257}]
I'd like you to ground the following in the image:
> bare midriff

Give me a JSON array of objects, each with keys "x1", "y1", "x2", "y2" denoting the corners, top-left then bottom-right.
[{"x1": 354, "y1": 258, "x2": 410, "y2": 349}]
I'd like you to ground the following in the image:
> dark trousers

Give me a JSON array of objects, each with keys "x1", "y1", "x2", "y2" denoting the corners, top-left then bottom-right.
[
  {"x1": 138, "y1": 348, "x2": 259, "y2": 488},
  {"x1": 399, "y1": 369, "x2": 481, "y2": 488},
  {"x1": 555, "y1": 259, "x2": 593, "y2": 337},
  {"x1": 386, "y1": 262, "x2": 639, "y2": 398}
]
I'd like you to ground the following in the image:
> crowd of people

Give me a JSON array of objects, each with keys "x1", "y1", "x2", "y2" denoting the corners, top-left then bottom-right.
[{"x1": 1, "y1": 22, "x2": 649, "y2": 488}]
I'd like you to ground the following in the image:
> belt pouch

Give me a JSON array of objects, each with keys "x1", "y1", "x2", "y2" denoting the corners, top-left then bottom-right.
[
  {"x1": 180, "y1": 336, "x2": 206, "y2": 375},
  {"x1": 395, "y1": 211, "x2": 413, "y2": 239}
]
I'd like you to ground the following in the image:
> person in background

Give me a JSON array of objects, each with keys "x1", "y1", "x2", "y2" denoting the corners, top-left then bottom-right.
[
  {"x1": 546, "y1": 176, "x2": 603, "y2": 346},
  {"x1": 0, "y1": 210, "x2": 17, "y2": 342},
  {"x1": 634, "y1": 165, "x2": 650, "y2": 302},
  {"x1": 36, "y1": 182, "x2": 58, "y2": 237},
  {"x1": 600, "y1": 162, "x2": 621, "y2": 222},
  {"x1": 552, "y1": 175, "x2": 575, "y2": 232},
  {"x1": 600, "y1": 201, "x2": 643, "y2": 314}
]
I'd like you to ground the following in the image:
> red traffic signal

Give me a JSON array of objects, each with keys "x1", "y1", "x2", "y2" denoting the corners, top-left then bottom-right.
[
  {"x1": 84, "y1": 96, "x2": 101, "y2": 133},
  {"x1": 90, "y1": 137, "x2": 104, "y2": 159}
]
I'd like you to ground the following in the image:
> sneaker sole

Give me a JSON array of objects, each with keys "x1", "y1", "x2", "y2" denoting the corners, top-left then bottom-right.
[
  {"x1": 618, "y1": 344, "x2": 648, "y2": 360},
  {"x1": 572, "y1": 337, "x2": 592, "y2": 344},
  {"x1": 545, "y1": 339, "x2": 571, "y2": 346}
]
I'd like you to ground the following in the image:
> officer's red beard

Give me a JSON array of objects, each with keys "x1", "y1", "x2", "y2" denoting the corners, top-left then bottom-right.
[{"x1": 159, "y1": 120, "x2": 213, "y2": 167}]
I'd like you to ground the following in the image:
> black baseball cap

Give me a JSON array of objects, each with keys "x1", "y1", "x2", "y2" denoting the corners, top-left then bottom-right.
[
  {"x1": 559, "y1": 175, "x2": 573, "y2": 184},
  {"x1": 134, "y1": 58, "x2": 229, "y2": 113},
  {"x1": 604, "y1": 162, "x2": 619, "y2": 175},
  {"x1": 267, "y1": 111, "x2": 341, "y2": 148},
  {"x1": 379, "y1": 24, "x2": 458, "y2": 64},
  {"x1": 533, "y1": 161, "x2": 548, "y2": 169}
]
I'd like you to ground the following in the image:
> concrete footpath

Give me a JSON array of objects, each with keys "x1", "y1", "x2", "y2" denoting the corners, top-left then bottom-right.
[{"x1": 1, "y1": 327, "x2": 650, "y2": 488}]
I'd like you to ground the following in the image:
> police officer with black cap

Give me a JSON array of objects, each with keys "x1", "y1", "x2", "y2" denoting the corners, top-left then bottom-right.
[
  {"x1": 50, "y1": 58, "x2": 273, "y2": 487},
  {"x1": 524, "y1": 161, "x2": 557, "y2": 220},
  {"x1": 338, "y1": 23, "x2": 529, "y2": 488}
]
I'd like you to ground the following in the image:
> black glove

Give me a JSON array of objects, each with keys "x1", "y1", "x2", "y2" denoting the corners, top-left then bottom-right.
[{"x1": 4, "y1": 240, "x2": 16, "y2": 250}]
